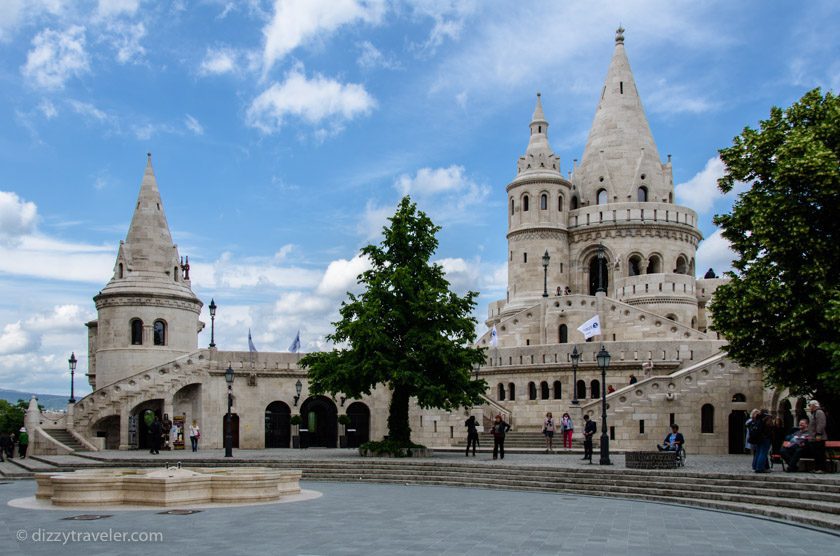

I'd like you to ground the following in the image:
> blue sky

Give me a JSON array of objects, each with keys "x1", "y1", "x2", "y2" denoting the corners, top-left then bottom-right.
[{"x1": 0, "y1": 0, "x2": 837, "y2": 396}]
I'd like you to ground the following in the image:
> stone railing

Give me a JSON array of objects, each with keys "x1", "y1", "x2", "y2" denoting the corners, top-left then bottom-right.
[{"x1": 568, "y1": 202, "x2": 698, "y2": 230}]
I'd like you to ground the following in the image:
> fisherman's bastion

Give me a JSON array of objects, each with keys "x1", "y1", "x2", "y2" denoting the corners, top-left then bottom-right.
[{"x1": 24, "y1": 29, "x2": 794, "y2": 458}]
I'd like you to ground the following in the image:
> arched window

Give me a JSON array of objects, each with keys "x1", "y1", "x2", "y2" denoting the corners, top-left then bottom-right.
[
  {"x1": 174, "y1": 266, "x2": 179, "y2": 281},
  {"x1": 540, "y1": 381, "x2": 549, "y2": 400},
  {"x1": 731, "y1": 393, "x2": 746, "y2": 403},
  {"x1": 701, "y1": 404, "x2": 715, "y2": 433},
  {"x1": 498, "y1": 384, "x2": 506, "y2": 401},
  {"x1": 540, "y1": 193, "x2": 548, "y2": 210},
  {"x1": 510, "y1": 198, "x2": 514, "y2": 215},
  {"x1": 596, "y1": 189, "x2": 608, "y2": 205},
  {"x1": 571, "y1": 196, "x2": 579, "y2": 210},
  {"x1": 523, "y1": 195, "x2": 530, "y2": 212},
  {"x1": 647, "y1": 255, "x2": 661, "y2": 274},
  {"x1": 675, "y1": 256, "x2": 688, "y2": 275},
  {"x1": 130, "y1": 318, "x2": 143, "y2": 345},
  {"x1": 590, "y1": 379, "x2": 600, "y2": 399},
  {"x1": 558, "y1": 195, "x2": 564, "y2": 211},
  {"x1": 528, "y1": 382, "x2": 537, "y2": 400},
  {"x1": 153, "y1": 320, "x2": 166, "y2": 346},
  {"x1": 558, "y1": 324, "x2": 568, "y2": 343},
  {"x1": 576, "y1": 380, "x2": 587, "y2": 400},
  {"x1": 118, "y1": 263, "x2": 124, "y2": 279},
  {"x1": 637, "y1": 186, "x2": 648, "y2": 202},
  {"x1": 666, "y1": 314, "x2": 678, "y2": 322},
  {"x1": 553, "y1": 381, "x2": 562, "y2": 399},
  {"x1": 508, "y1": 383, "x2": 515, "y2": 400},
  {"x1": 628, "y1": 255, "x2": 642, "y2": 276},
  {"x1": 589, "y1": 254, "x2": 609, "y2": 295}
]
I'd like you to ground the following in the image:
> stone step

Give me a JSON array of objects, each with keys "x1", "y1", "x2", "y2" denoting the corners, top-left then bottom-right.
[{"x1": 45, "y1": 429, "x2": 88, "y2": 451}]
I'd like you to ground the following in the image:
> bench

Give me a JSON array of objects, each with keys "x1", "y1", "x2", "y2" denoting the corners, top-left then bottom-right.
[{"x1": 782, "y1": 440, "x2": 840, "y2": 473}]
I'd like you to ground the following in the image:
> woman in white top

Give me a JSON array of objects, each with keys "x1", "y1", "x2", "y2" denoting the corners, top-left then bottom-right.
[
  {"x1": 543, "y1": 412, "x2": 556, "y2": 453},
  {"x1": 189, "y1": 420, "x2": 200, "y2": 452}
]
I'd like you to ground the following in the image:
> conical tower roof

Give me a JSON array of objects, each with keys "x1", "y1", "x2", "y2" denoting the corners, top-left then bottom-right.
[
  {"x1": 574, "y1": 27, "x2": 672, "y2": 204},
  {"x1": 516, "y1": 93, "x2": 561, "y2": 176}
]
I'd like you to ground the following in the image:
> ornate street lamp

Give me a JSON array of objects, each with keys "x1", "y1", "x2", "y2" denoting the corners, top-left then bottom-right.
[
  {"x1": 570, "y1": 345, "x2": 580, "y2": 405},
  {"x1": 596, "y1": 243, "x2": 606, "y2": 293},
  {"x1": 224, "y1": 364, "x2": 235, "y2": 457},
  {"x1": 542, "y1": 250, "x2": 550, "y2": 298},
  {"x1": 208, "y1": 298, "x2": 217, "y2": 348},
  {"x1": 294, "y1": 379, "x2": 303, "y2": 407},
  {"x1": 597, "y1": 344, "x2": 612, "y2": 465},
  {"x1": 68, "y1": 352, "x2": 77, "y2": 404}
]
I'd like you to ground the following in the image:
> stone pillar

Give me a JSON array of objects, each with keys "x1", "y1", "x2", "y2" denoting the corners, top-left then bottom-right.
[
  {"x1": 24, "y1": 396, "x2": 41, "y2": 456},
  {"x1": 119, "y1": 406, "x2": 130, "y2": 450}
]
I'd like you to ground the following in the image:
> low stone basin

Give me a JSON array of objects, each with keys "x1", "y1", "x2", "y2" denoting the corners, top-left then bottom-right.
[{"x1": 35, "y1": 467, "x2": 302, "y2": 507}]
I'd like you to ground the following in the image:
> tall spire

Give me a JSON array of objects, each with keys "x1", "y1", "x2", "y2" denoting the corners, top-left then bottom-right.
[
  {"x1": 574, "y1": 27, "x2": 671, "y2": 204},
  {"x1": 517, "y1": 93, "x2": 560, "y2": 175}
]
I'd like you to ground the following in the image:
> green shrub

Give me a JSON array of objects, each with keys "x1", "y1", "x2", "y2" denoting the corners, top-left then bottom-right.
[
  {"x1": 338, "y1": 414, "x2": 351, "y2": 426},
  {"x1": 359, "y1": 439, "x2": 426, "y2": 457},
  {"x1": 290, "y1": 415, "x2": 301, "y2": 426}
]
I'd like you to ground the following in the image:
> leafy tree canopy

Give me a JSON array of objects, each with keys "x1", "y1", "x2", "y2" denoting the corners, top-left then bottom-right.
[
  {"x1": 300, "y1": 197, "x2": 486, "y2": 444},
  {"x1": 711, "y1": 89, "x2": 840, "y2": 414},
  {"x1": 0, "y1": 399, "x2": 28, "y2": 434}
]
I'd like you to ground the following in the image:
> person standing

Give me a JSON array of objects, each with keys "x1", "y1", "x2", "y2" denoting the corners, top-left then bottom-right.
[
  {"x1": 543, "y1": 412, "x2": 556, "y2": 453},
  {"x1": 560, "y1": 413, "x2": 574, "y2": 449},
  {"x1": 629, "y1": 374, "x2": 638, "y2": 385},
  {"x1": 807, "y1": 400, "x2": 828, "y2": 473},
  {"x1": 149, "y1": 416, "x2": 161, "y2": 455},
  {"x1": 582, "y1": 414, "x2": 596, "y2": 462},
  {"x1": 491, "y1": 415, "x2": 510, "y2": 460},
  {"x1": 749, "y1": 409, "x2": 772, "y2": 473},
  {"x1": 0, "y1": 432, "x2": 9, "y2": 462},
  {"x1": 17, "y1": 427, "x2": 28, "y2": 458},
  {"x1": 464, "y1": 415, "x2": 479, "y2": 457},
  {"x1": 189, "y1": 420, "x2": 201, "y2": 452}
]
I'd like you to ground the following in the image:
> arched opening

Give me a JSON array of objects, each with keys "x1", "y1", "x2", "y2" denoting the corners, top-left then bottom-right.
[
  {"x1": 118, "y1": 263, "x2": 124, "y2": 278},
  {"x1": 628, "y1": 255, "x2": 642, "y2": 276},
  {"x1": 345, "y1": 402, "x2": 370, "y2": 448},
  {"x1": 596, "y1": 189, "x2": 608, "y2": 205},
  {"x1": 576, "y1": 380, "x2": 587, "y2": 400},
  {"x1": 553, "y1": 381, "x2": 562, "y2": 399},
  {"x1": 265, "y1": 401, "x2": 291, "y2": 448},
  {"x1": 779, "y1": 399, "x2": 793, "y2": 432},
  {"x1": 646, "y1": 255, "x2": 662, "y2": 274},
  {"x1": 510, "y1": 198, "x2": 514, "y2": 215},
  {"x1": 540, "y1": 193, "x2": 548, "y2": 210},
  {"x1": 540, "y1": 381, "x2": 549, "y2": 400},
  {"x1": 637, "y1": 186, "x2": 648, "y2": 202},
  {"x1": 590, "y1": 379, "x2": 600, "y2": 399},
  {"x1": 701, "y1": 404, "x2": 715, "y2": 433},
  {"x1": 528, "y1": 382, "x2": 537, "y2": 400},
  {"x1": 508, "y1": 383, "x2": 515, "y2": 400},
  {"x1": 731, "y1": 393, "x2": 746, "y2": 402},
  {"x1": 299, "y1": 395, "x2": 338, "y2": 448},
  {"x1": 571, "y1": 196, "x2": 579, "y2": 210},
  {"x1": 666, "y1": 314, "x2": 678, "y2": 322},
  {"x1": 558, "y1": 195, "x2": 564, "y2": 211},
  {"x1": 153, "y1": 319, "x2": 166, "y2": 346},
  {"x1": 523, "y1": 195, "x2": 530, "y2": 212},
  {"x1": 130, "y1": 400, "x2": 163, "y2": 450},
  {"x1": 174, "y1": 266, "x2": 179, "y2": 281},
  {"x1": 130, "y1": 318, "x2": 143, "y2": 345},
  {"x1": 90, "y1": 415, "x2": 120, "y2": 450},
  {"x1": 675, "y1": 255, "x2": 688, "y2": 275},
  {"x1": 497, "y1": 383, "x2": 505, "y2": 401},
  {"x1": 728, "y1": 410, "x2": 748, "y2": 454},
  {"x1": 558, "y1": 324, "x2": 568, "y2": 343},
  {"x1": 589, "y1": 254, "x2": 609, "y2": 295}
]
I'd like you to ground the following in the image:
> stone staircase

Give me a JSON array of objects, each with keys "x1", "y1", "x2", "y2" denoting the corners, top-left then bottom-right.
[
  {"x1": 49, "y1": 454, "x2": 840, "y2": 530},
  {"x1": 44, "y1": 429, "x2": 89, "y2": 452}
]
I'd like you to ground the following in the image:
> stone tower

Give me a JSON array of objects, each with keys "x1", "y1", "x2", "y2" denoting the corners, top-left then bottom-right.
[{"x1": 86, "y1": 155, "x2": 203, "y2": 388}]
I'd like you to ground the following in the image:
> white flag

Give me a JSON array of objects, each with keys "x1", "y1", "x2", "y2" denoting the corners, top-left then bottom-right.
[
  {"x1": 489, "y1": 325, "x2": 498, "y2": 347},
  {"x1": 577, "y1": 315, "x2": 601, "y2": 339}
]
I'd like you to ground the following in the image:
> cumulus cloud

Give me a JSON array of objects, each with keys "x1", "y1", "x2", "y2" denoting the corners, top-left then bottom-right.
[
  {"x1": 0, "y1": 233, "x2": 115, "y2": 283},
  {"x1": 396, "y1": 165, "x2": 468, "y2": 196},
  {"x1": 199, "y1": 47, "x2": 238, "y2": 75},
  {"x1": 0, "y1": 191, "x2": 38, "y2": 245},
  {"x1": 246, "y1": 66, "x2": 376, "y2": 135},
  {"x1": 675, "y1": 156, "x2": 749, "y2": 214},
  {"x1": 696, "y1": 228, "x2": 737, "y2": 277},
  {"x1": 26, "y1": 304, "x2": 90, "y2": 333},
  {"x1": 103, "y1": 20, "x2": 146, "y2": 64},
  {"x1": 96, "y1": 0, "x2": 140, "y2": 20},
  {"x1": 357, "y1": 200, "x2": 394, "y2": 241},
  {"x1": 262, "y1": 0, "x2": 385, "y2": 74},
  {"x1": 0, "y1": 322, "x2": 40, "y2": 355},
  {"x1": 22, "y1": 25, "x2": 90, "y2": 90},
  {"x1": 356, "y1": 40, "x2": 402, "y2": 70},
  {"x1": 188, "y1": 252, "x2": 322, "y2": 290},
  {"x1": 393, "y1": 165, "x2": 490, "y2": 225},
  {"x1": 315, "y1": 254, "x2": 370, "y2": 297}
]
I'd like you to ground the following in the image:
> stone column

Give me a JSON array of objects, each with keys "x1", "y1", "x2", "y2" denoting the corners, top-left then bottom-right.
[
  {"x1": 24, "y1": 396, "x2": 41, "y2": 456},
  {"x1": 119, "y1": 406, "x2": 130, "y2": 450}
]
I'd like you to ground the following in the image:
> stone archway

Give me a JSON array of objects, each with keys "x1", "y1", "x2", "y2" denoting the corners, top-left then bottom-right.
[
  {"x1": 346, "y1": 402, "x2": 370, "y2": 448},
  {"x1": 265, "y1": 401, "x2": 291, "y2": 448},
  {"x1": 90, "y1": 415, "x2": 120, "y2": 450},
  {"x1": 131, "y1": 399, "x2": 163, "y2": 450},
  {"x1": 728, "y1": 410, "x2": 748, "y2": 454},
  {"x1": 299, "y1": 395, "x2": 338, "y2": 448}
]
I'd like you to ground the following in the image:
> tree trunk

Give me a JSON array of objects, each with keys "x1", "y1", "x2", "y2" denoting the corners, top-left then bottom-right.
[{"x1": 387, "y1": 384, "x2": 411, "y2": 445}]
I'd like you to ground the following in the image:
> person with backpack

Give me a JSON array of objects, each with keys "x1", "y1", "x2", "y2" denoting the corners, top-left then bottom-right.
[
  {"x1": 464, "y1": 415, "x2": 479, "y2": 457},
  {"x1": 749, "y1": 409, "x2": 773, "y2": 473}
]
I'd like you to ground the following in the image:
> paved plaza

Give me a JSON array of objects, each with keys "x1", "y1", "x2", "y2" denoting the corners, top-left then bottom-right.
[{"x1": 2, "y1": 451, "x2": 838, "y2": 556}]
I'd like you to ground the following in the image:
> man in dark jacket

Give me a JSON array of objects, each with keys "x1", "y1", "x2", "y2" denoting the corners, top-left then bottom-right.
[
  {"x1": 149, "y1": 417, "x2": 162, "y2": 454},
  {"x1": 582, "y1": 415, "x2": 596, "y2": 462}
]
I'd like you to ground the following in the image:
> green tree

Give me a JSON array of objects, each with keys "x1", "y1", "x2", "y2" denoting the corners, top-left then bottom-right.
[
  {"x1": 711, "y1": 88, "x2": 840, "y2": 425},
  {"x1": 300, "y1": 197, "x2": 486, "y2": 446},
  {"x1": 0, "y1": 399, "x2": 27, "y2": 435}
]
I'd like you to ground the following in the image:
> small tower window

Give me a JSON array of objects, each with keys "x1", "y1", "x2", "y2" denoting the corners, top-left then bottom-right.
[
  {"x1": 130, "y1": 318, "x2": 143, "y2": 346},
  {"x1": 540, "y1": 193, "x2": 547, "y2": 210},
  {"x1": 510, "y1": 198, "x2": 514, "y2": 215},
  {"x1": 571, "y1": 196, "x2": 579, "y2": 210},
  {"x1": 118, "y1": 263, "x2": 124, "y2": 279},
  {"x1": 590, "y1": 379, "x2": 600, "y2": 399},
  {"x1": 553, "y1": 381, "x2": 562, "y2": 399},
  {"x1": 701, "y1": 404, "x2": 715, "y2": 433},
  {"x1": 174, "y1": 266, "x2": 179, "y2": 281},
  {"x1": 597, "y1": 189, "x2": 608, "y2": 205},
  {"x1": 153, "y1": 320, "x2": 166, "y2": 346},
  {"x1": 538, "y1": 125, "x2": 541, "y2": 133},
  {"x1": 540, "y1": 381, "x2": 549, "y2": 400},
  {"x1": 558, "y1": 195, "x2": 564, "y2": 211},
  {"x1": 498, "y1": 384, "x2": 505, "y2": 401},
  {"x1": 528, "y1": 382, "x2": 537, "y2": 400},
  {"x1": 508, "y1": 383, "x2": 515, "y2": 400},
  {"x1": 620, "y1": 81, "x2": 624, "y2": 94},
  {"x1": 637, "y1": 186, "x2": 648, "y2": 202},
  {"x1": 559, "y1": 324, "x2": 568, "y2": 343},
  {"x1": 523, "y1": 195, "x2": 529, "y2": 212},
  {"x1": 523, "y1": 253, "x2": 528, "y2": 263}
]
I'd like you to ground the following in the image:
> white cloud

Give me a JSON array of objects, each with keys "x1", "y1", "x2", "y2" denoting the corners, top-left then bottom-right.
[
  {"x1": 0, "y1": 0, "x2": 67, "y2": 43},
  {"x1": 184, "y1": 114, "x2": 204, "y2": 135},
  {"x1": 0, "y1": 322, "x2": 40, "y2": 355},
  {"x1": 246, "y1": 66, "x2": 376, "y2": 135},
  {"x1": 675, "y1": 156, "x2": 749, "y2": 215},
  {"x1": 38, "y1": 99, "x2": 58, "y2": 119},
  {"x1": 0, "y1": 191, "x2": 38, "y2": 245},
  {"x1": 68, "y1": 99, "x2": 110, "y2": 123},
  {"x1": 407, "y1": 0, "x2": 477, "y2": 54},
  {"x1": 696, "y1": 228, "x2": 736, "y2": 277},
  {"x1": 96, "y1": 0, "x2": 140, "y2": 19},
  {"x1": 357, "y1": 200, "x2": 394, "y2": 241},
  {"x1": 315, "y1": 254, "x2": 370, "y2": 297},
  {"x1": 103, "y1": 21, "x2": 146, "y2": 64},
  {"x1": 26, "y1": 304, "x2": 90, "y2": 333},
  {"x1": 396, "y1": 165, "x2": 467, "y2": 196},
  {"x1": 646, "y1": 78, "x2": 717, "y2": 116},
  {"x1": 189, "y1": 252, "x2": 322, "y2": 290},
  {"x1": 393, "y1": 165, "x2": 490, "y2": 225},
  {"x1": 262, "y1": 0, "x2": 385, "y2": 74},
  {"x1": 22, "y1": 25, "x2": 90, "y2": 90},
  {"x1": 199, "y1": 47, "x2": 238, "y2": 76},
  {"x1": 0, "y1": 234, "x2": 115, "y2": 283},
  {"x1": 274, "y1": 244, "x2": 294, "y2": 261},
  {"x1": 356, "y1": 40, "x2": 402, "y2": 70}
]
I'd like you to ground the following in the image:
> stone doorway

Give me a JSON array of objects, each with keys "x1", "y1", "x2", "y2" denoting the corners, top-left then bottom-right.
[
  {"x1": 265, "y1": 401, "x2": 291, "y2": 448},
  {"x1": 728, "y1": 410, "x2": 748, "y2": 454},
  {"x1": 300, "y1": 396, "x2": 337, "y2": 448},
  {"x1": 345, "y1": 402, "x2": 370, "y2": 448}
]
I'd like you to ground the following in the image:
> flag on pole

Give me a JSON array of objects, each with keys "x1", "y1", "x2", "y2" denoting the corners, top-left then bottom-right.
[
  {"x1": 577, "y1": 315, "x2": 601, "y2": 339},
  {"x1": 248, "y1": 329, "x2": 258, "y2": 353},
  {"x1": 289, "y1": 330, "x2": 301, "y2": 353},
  {"x1": 489, "y1": 325, "x2": 498, "y2": 347}
]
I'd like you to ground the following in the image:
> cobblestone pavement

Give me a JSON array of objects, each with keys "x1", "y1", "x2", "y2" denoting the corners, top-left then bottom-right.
[{"x1": 1, "y1": 478, "x2": 836, "y2": 556}]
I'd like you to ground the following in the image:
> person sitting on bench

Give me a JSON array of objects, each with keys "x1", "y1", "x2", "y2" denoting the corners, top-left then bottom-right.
[
  {"x1": 780, "y1": 418, "x2": 812, "y2": 472},
  {"x1": 657, "y1": 424, "x2": 685, "y2": 453}
]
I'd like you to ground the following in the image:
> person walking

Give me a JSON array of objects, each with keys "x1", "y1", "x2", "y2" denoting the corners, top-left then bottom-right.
[
  {"x1": 149, "y1": 416, "x2": 161, "y2": 455},
  {"x1": 560, "y1": 413, "x2": 574, "y2": 450},
  {"x1": 465, "y1": 415, "x2": 479, "y2": 457},
  {"x1": 543, "y1": 412, "x2": 556, "y2": 453},
  {"x1": 582, "y1": 414, "x2": 596, "y2": 462},
  {"x1": 17, "y1": 427, "x2": 28, "y2": 459},
  {"x1": 807, "y1": 400, "x2": 828, "y2": 473},
  {"x1": 491, "y1": 415, "x2": 510, "y2": 460},
  {"x1": 189, "y1": 420, "x2": 201, "y2": 452}
]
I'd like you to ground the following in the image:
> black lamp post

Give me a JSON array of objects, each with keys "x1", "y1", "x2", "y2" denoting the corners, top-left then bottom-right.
[
  {"x1": 597, "y1": 344, "x2": 612, "y2": 465},
  {"x1": 596, "y1": 243, "x2": 606, "y2": 293},
  {"x1": 570, "y1": 345, "x2": 580, "y2": 405},
  {"x1": 208, "y1": 298, "x2": 217, "y2": 348},
  {"x1": 542, "y1": 250, "x2": 550, "y2": 297},
  {"x1": 224, "y1": 364, "x2": 234, "y2": 457},
  {"x1": 68, "y1": 352, "x2": 77, "y2": 403},
  {"x1": 294, "y1": 379, "x2": 303, "y2": 407}
]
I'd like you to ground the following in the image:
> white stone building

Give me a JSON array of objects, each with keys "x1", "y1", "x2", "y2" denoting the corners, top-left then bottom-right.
[{"x1": 26, "y1": 29, "x2": 789, "y2": 456}]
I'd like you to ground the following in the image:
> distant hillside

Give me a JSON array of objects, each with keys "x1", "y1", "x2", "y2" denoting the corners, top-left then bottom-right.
[{"x1": 0, "y1": 390, "x2": 70, "y2": 411}]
